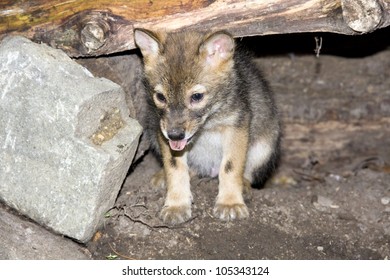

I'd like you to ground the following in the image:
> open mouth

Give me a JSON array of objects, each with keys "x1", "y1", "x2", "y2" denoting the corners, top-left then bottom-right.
[{"x1": 168, "y1": 136, "x2": 193, "y2": 151}]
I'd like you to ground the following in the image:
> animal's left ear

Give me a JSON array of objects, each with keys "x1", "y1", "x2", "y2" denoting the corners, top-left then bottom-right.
[{"x1": 199, "y1": 31, "x2": 234, "y2": 67}]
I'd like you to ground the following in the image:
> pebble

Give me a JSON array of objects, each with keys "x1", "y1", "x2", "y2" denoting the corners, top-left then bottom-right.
[
  {"x1": 272, "y1": 175, "x2": 297, "y2": 186},
  {"x1": 328, "y1": 174, "x2": 343, "y2": 182},
  {"x1": 381, "y1": 197, "x2": 390, "y2": 205},
  {"x1": 312, "y1": 195, "x2": 339, "y2": 209}
]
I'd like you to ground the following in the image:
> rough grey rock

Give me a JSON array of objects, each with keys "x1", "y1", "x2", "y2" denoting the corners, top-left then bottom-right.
[
  {"x1": 0, "y1": 205, "x2": 90, "y2": 259},
  {"x1": 0, "y1": 36, "x2": 142, "y2": 242},
  {"x1": 76, "y1": 54, "x2": 150, "y2": 161}
]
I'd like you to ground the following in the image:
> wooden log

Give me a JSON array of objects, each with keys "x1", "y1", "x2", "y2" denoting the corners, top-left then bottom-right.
[{"x1": 1, "y1": 0, "x2": 389, "y2": 57}]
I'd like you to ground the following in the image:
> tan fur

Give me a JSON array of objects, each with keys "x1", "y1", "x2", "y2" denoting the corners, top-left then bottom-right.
[
  {"x1": 134, "y1": 29, "x2": 281, "y2": 225},
  {"x1": 158, "y1": 133, "x2": 192, "y2": 224},
  {"x1": 214, "y1": 126, "x2": 249, "y2": 220}
]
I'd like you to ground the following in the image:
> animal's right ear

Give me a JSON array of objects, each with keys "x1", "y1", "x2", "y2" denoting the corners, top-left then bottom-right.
[{"x1": 134, "y1": 29, "x2": 161, "y2": 59}]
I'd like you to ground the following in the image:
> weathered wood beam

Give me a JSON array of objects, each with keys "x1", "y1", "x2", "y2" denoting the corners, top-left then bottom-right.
[{"x1": 1, "y1": 0, "x2": 389, "y2": 57}]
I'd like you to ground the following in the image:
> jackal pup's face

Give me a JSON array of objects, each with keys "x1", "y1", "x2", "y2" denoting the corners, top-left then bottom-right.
[{"x1": 134, "y1": 29, "x2": 235, "y2": 151}]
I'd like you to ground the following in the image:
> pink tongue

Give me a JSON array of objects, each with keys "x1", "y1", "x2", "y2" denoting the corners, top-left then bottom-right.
[{"x1": 169, "y1": 139, "x2": 188, "y2": 151}]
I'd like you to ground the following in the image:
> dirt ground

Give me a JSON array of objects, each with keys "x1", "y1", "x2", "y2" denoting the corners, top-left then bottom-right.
[{"x1": 86, "y1": 30, "x2": 390, "y2": 260}]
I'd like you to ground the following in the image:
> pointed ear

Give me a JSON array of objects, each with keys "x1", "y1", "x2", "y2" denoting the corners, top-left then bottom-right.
[
  {"x1": 199, "y1": 31, "x2": 234, "y2": 67},
  {"x1": 134, "y1": 28, "x2": 161, "y2": 58}
]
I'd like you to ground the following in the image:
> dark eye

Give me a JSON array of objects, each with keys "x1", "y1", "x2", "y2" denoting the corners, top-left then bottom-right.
[
  {"x1": 155, "y1": 92, "x2": 166, "y2": 103},
  {"x1": 191, "y1": 93, "x2": 204, "y2": 103}
]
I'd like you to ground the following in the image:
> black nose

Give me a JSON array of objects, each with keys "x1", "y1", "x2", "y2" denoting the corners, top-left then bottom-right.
[{"x1": 167, "y1": 128, "x2": 185, "y2": 141}]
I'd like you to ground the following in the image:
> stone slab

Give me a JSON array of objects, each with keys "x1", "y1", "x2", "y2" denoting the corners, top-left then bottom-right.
[
  {"x1": 0, "y1": 36, "x2": 142, "y2": 242},
  {"x1": 0, "y1": 205, "x2": 90, "y2": 259}
]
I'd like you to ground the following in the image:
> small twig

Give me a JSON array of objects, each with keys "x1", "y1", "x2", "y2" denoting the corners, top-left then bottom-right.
[
  {"x1": 314, "y1": 36, "x2": 322, "y2": 57},
  {"x1": 131, "y1": 197, "x2": 148, "y2": 209},
  {"x1": 123, "y1": 212, "x2": 163, "y2": 229},
  {"x1": 123, "y1": 209, "x2": 198, "y2": 230},
  {"x1": 293, "y1": 169, "x2": 325, "y2": 183},
  {"x1": 109, "y1": 203, "x2": 199, "y2": 229},
  {"x1": 352, "y1": 156, "x2": 386, "y2": 175},
  {"x1": 131, "y1": 203, "x2": 147, "y2": 208},
  {"x1": 108, "y1": 243, "x2": 137, "y2": 260}
]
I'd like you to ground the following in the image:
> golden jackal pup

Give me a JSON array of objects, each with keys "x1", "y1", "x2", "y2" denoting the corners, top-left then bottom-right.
[{"x1": 134, "y1": 29, "x2": 281, "y2": 225}]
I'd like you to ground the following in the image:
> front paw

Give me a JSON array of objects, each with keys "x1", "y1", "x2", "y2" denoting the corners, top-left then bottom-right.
[
  {"x1": 213, "y1": 203, "x2": 249, "y2": 221},
  {"x1": 160, "y1": 205, "x2": 192, "y2": 225}
]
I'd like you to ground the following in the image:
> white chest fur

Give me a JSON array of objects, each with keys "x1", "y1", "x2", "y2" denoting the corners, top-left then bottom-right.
[{"x1": 187, "y1": 130, "x2": 224, "y2": 178}]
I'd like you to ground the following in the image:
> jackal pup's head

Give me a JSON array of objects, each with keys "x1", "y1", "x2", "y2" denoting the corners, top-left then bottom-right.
[{"x1": 134, "y1": 28, "x2": 235, "y2": 151}]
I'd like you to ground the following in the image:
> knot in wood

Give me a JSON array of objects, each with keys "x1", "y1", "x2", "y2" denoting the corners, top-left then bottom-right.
[
  {"x1": 80, "y1": 21, "x2": 109, "y2": 53},
  {"x1": 341, "y1": 0, "x2": 383, "y2": 33}
]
